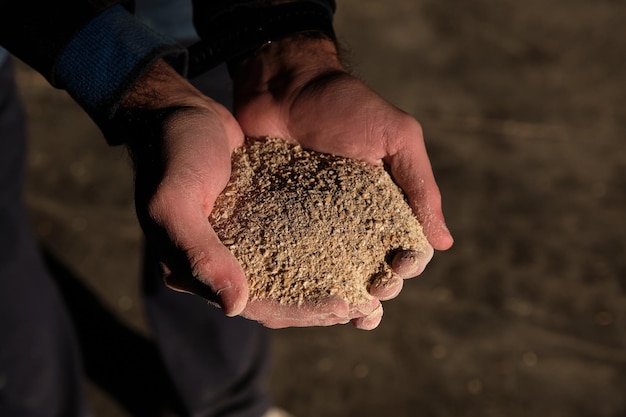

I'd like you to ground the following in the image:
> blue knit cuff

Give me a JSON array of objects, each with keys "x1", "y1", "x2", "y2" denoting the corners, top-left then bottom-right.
[
  {"x1": 54, "y1": 4, "x2": 187, "y2": 121},
  {"x1": 0, "y1": 47, "x2": 7, "y2": 66}
]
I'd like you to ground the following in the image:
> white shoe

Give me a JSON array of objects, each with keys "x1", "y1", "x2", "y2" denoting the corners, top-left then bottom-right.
[{"x1": 262, "y1": 407, "x2": 295, "y2": 417}]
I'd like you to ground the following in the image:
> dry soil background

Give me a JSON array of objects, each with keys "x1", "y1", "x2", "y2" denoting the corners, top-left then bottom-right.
[{"x1": 14, "y1": 0, "x2": 626, "y2": 416}]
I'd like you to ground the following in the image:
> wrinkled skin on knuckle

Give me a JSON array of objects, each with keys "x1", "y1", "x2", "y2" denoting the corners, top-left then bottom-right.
[
  {"x1": 181, "y1": 245, "x2": 209, "y2": 278},
  {"x1": 351, "y1": 304, "x2": 384, "y2": 330},
  {"x1": 383, "y1": 113, "x2": 424, "y2": 158}
]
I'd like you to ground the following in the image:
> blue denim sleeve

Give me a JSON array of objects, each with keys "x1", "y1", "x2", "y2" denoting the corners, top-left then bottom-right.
[{"x1": 54, "y1": 4, "x2": 187, "y2": 123}]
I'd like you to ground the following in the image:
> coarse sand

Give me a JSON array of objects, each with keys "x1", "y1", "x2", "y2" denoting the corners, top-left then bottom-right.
[{"x1": 209, "y1": 137, "x2": 429, "y2": 306}]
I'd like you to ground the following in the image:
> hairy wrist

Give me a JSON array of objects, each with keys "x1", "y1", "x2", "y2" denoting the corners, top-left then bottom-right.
[
  {"x1": 120, "y1": 59, "x2": 204, "y2": 110},
  {"x1": 109, "y1": 59, "x2": 217, "y2": 149},
  {"x1": 231, "y1": 34, "x2": 347, "y2": 101}
]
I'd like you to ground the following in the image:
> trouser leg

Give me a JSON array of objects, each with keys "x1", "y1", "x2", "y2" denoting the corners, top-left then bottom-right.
[
  {"x1": 142, "y1": 65, "x2": 272, "y2": 417},
  {"x1": 143, "y1": 250, "x2": 272, "y2": 417},
  {"x1": 0, "y1": 56, "x2": 90, "y2": 417}
]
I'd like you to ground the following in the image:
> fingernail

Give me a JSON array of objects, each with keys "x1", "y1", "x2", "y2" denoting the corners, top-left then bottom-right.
[
  {"x1": 391, "y1": 251, "x2": 417, "y2": 271},
  {"x1": 357, "y1": 305, "x2": 384, "y2": 330},
  {"x1": 370, "y1": 275, "x2": 403, "y2": 301},
  {"x1": 391, "y1": 247, "x2": 434, "y2": 278}
]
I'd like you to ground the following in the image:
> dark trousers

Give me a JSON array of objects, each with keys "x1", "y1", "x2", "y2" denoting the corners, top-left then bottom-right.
[{"x1": 0, "y1": 56, "x2": 271, "y2": 417}]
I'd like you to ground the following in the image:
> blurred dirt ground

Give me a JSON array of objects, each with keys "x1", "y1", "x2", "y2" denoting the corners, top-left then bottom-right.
[{"x1": 13, "y1": 0, "x2": 626, "y2": 416}]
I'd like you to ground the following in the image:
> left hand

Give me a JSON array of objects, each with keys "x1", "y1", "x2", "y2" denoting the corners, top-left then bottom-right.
[{"x1": 120, "y1": 60, "x2": 383, "y2": 329}]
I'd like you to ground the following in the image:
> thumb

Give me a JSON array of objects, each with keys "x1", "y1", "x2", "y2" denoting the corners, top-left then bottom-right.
[
  {"x1": 150, "y1": 185, "x2": 249, "y2": 317},
  {"x1": 386, "y1": 139, "x2": 453, "y2": 251}
]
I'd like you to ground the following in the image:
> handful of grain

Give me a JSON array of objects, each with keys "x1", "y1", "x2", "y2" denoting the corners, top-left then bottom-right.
[{"x1": 209, "y1": 137, "x2": 429, "y2": 306}]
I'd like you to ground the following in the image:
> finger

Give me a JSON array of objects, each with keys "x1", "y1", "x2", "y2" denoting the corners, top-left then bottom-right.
[
  {"x1": 349, "y1": 297, "x2": 381, "y2": 318},
  {"x1": 385, "y1": 132, "x2": 453, "y2": 251},
  {"x1": 391, "y1": 247, "x2": 434, "y2": 279},
  {"x1": 368, "y1": 273, "x2": 403, "y2": 301},
  {"x1": 243, "y1": 297, "x2": 352, "y2": 328},
  {"x1": 150, "y1": 182, "x2": 249, "y2": 317},
  {"x1": 162, "y1": 262, "x2": 221, "y2": 304},
  {"x1": 351, "y1": 304, "x2": 384, "y2": 330}
]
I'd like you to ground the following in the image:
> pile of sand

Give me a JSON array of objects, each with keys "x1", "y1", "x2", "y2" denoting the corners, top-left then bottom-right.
[{"x1": 209, "y1": 137, "x2": 428, "y2": 305}]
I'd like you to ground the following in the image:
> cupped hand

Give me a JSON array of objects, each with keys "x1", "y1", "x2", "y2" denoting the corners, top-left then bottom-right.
[
  {"x1": 120, "y1": 60, "x2": 388, "y2": 329},
  {"x1": 231, "y1": 35, "x2": 453, "y2": 328},
  {"x1": 120, "y1": 60, "x2": 248, "y2": 316}
]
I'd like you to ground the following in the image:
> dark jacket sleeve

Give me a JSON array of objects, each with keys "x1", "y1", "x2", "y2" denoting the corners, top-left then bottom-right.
[
  {"x1": 0, "y1": 0, "x2": 335, "y2": 143},
  {"x1": 0, "y1": 0, "x2": 118, "y2": 80},
  {"x1": 0, "y1": 0, "x2": 186, "y2": 143},
  {"x1": 192, "y1": 0, "x2": 335, "y2": 28},
  {"x1": 187, "y1": 0, "x2": 336, "y2": 77}
]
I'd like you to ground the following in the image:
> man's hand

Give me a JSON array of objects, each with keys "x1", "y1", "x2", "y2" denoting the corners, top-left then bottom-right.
[
  {"x1": 121, "y1": 60, "x2": 388, "y2": 329},
  {"x1": 231, "y1": 35, "x2": 453, "y2": 328},
  {"x1": 121, "y1": 60, "x2": 249, "y2": 317}
]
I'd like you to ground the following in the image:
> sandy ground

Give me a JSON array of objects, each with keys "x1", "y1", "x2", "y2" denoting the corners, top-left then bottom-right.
[{"x1": 14, "y1": 0, "x2": 626, "y2": 416}]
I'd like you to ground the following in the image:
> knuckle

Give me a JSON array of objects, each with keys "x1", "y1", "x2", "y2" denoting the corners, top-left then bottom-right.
[
  {"x1": 186, "y1": 247, "x2": 212, "y2": 278},
  {"x1": 382, "y1": 113, "x2": 424, "y2": 156},
  {"x1": 145, "y1": 180, "x2": 179, "y2": 221}
]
